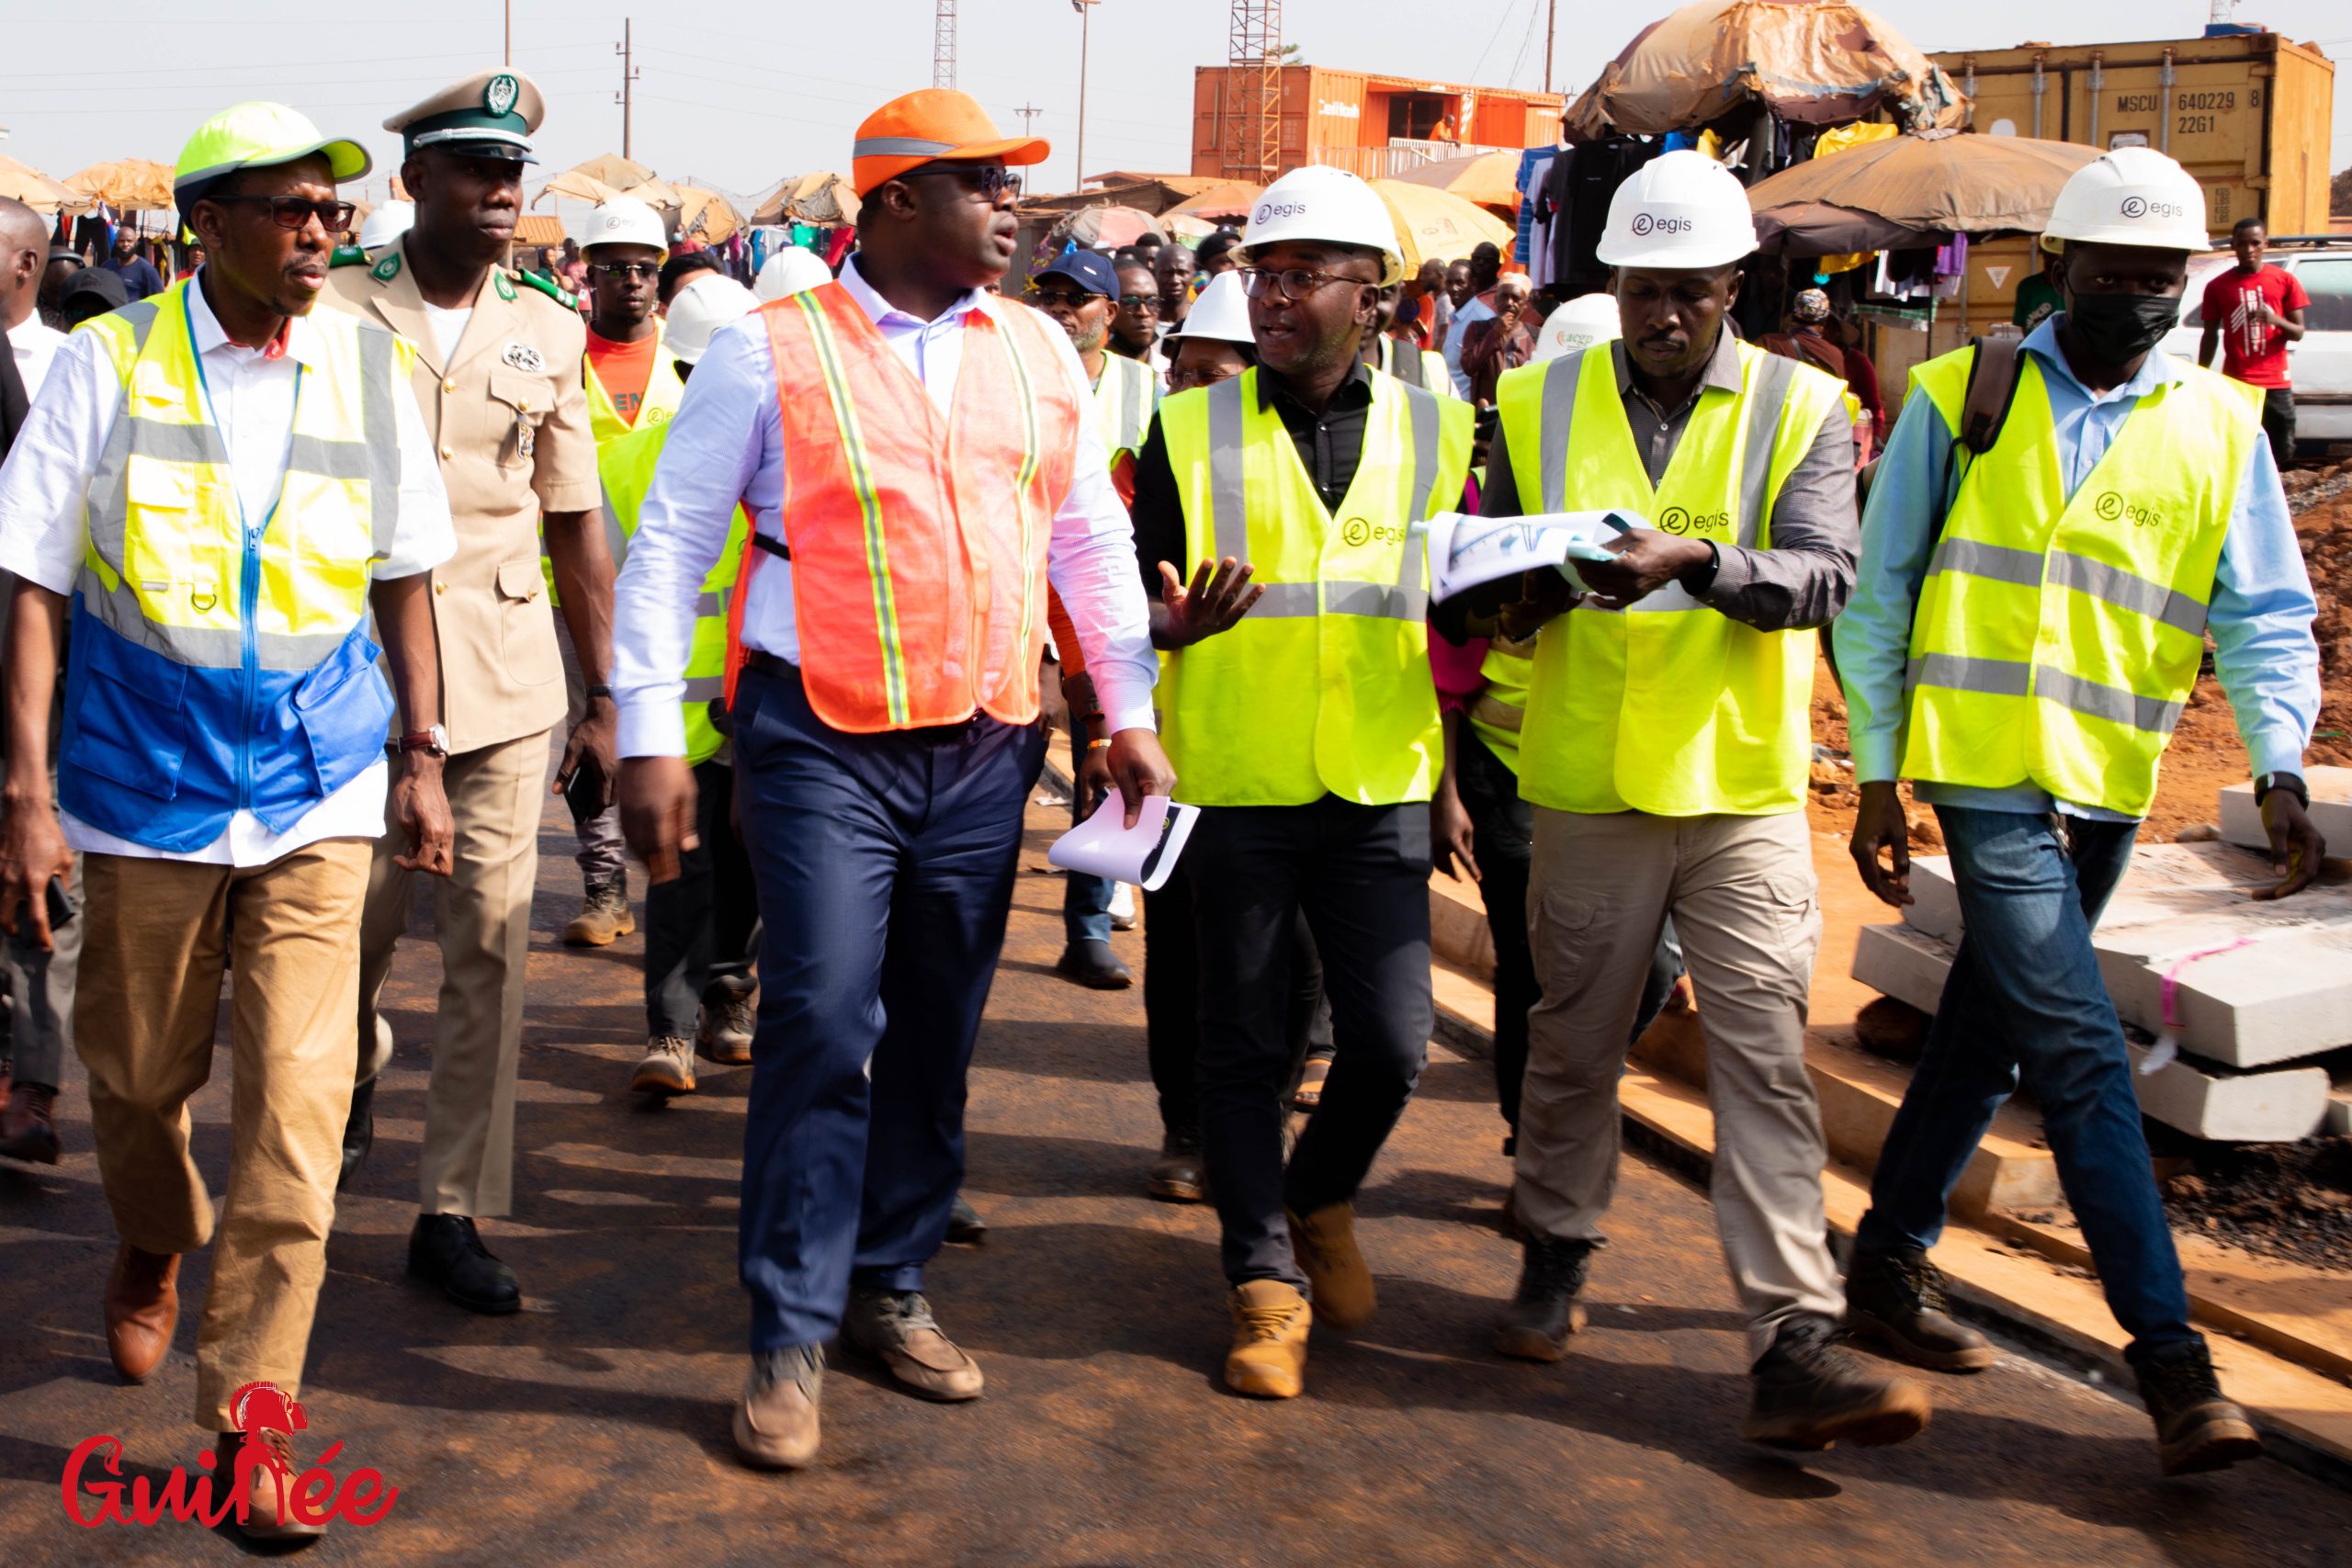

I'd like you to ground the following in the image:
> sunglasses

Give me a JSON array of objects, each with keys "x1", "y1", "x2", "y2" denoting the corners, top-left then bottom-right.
[
  {"x1": 588, "y1": 262, "x2": 660, "y2": 281},
  {"x1": 206, "y1": 196, "x2": 356, "y2": 231},
  {"x1": 1026, "y1": 286, "x2": 1106, "y2": 309},
  {"x1": 1238, "y1": 265, "x2": 1373, "y2": 303},
  {"x1": 902, "y1": 165, "x2": 1023, "y2": 201}
]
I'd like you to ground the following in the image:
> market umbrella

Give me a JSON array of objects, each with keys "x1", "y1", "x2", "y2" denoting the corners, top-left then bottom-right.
[
  {"x1": 62, "y1": 158, "x2": 176, "y2": 210},
  {"x1": 1748, "y1": 199, "x2": 1938, "y2": 255},
  {"x1": 1388, "y1": 151, "x2": 1523, "y2": 214},
  {"x1": 1045, "y1": 205, "x2": 1163, "y2": 252},
  {"x1": 752, "y1": 171, "x2": 860, "y2": 228},
  {"x1": 1746, "y1": 129, "x2": 2102, "y2": 253},
  {"x1": 0, "y1": 154, "x2": 85, "y2": 212},
  {"x1": 1369, "y1": 180, "x2": 1516, "y2": 274},
  {"x1": 1566, "y1": 0, "x2": 1966, "y2": 141},
  {"x1": 1163, "y1": 180, "x2": 1262, "y2": 221},
  {"x1": 537, "y1": 170, "x2": 630, "y2": 207},
  {"x1": 540, "y1": 155, "x2": 678, "y2": 209},
  {"x1": 672, "y1": 185, "x2": 744, "y2": 245}
]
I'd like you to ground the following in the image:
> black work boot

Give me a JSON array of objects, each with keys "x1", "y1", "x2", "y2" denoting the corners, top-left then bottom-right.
[
  {"x1": 2136, "y1": 1339, "x2": 2263, "y2": 1477},
  {"x1": 1744, "y1": 1314, "x2": 1932, "y2": 1450},
  {"x1": 337, "y1": 1077, "x2": 374, "y2": 1190},
  {"x1": 1493, "y1": 1236, "x2": 1594, "y2": 1362},
  {"x1": 1845, "y1": 1245, "x2": 1997, "y2": 1372},
  {"x1": 408, "y1": 1214, "x2": 522, "y2": 1314}
]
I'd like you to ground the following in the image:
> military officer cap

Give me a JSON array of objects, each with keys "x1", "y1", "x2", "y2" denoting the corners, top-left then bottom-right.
[{"x1": 386, "y1": 70, "x2": 544, "y2": 164}]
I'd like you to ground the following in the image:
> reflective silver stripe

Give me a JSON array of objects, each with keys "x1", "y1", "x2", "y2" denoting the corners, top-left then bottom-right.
[
  {"x1": 1205, "y1": 373, "x2": 1249, "y2": 562},
  {"x1": 1905, "y1": 652, "x2": 2033, "y2": 698},
  {"x1": 356, "y1": 325, "x2": 403, "y2": 558},
  {"x1": 697, "y1": 587, "x2": 731, "y2": 620},
  {"x1": 2034, "y1": 666, "x2": 2185, "y2": 735},
  {"x1": 1400, "y1": 381, "x2": 1440, "y2": 517},
  {"x1": 1734, "y1": 350, "x2": 1797, "y2": 548},
  {"x1": 85, "y1": 396, "x2": 135, "y2": 560},
  {"x1": 1534, "y1": 349, "x2": 1588, "y2": 514},
  {"x1": 1928, "y1": 536, "x2": 2046, "y2": 587},
  {"x1": 683, "y1": 675, "x2": 728, "y2": 705},
  {"x1": 2048, "y1": 550, "x2": 2209, "y2": 638},
  {"x1": 115, "y1": 299, "x2": 163, "y2": 352},
  {"x1": 1326, "y1": 581, "x2": 1429, "y2": 621},
  {"x1": 286, "y1": 433, "x2": 375, "y2": 482},
  {"x1": 1121, "y1": 358, "x2": 1148, "y2": 450},
  {"x1": 853, "y1": 136, "x2": 957, "y2": 158},
  {"x1": 126, "y1": 417, "x2": 231, "y2": 468},
  {"x1": 1250, "y1": 581, "x2": 1319, "y2": 617},
  {"x1": 75, "y1": 575, "x2": 353, "y2": 671}
]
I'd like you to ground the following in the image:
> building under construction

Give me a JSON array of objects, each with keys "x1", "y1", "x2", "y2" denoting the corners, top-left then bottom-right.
[{"x1": 1191, "y1": 64, "x2": 1565, "y2": 184}]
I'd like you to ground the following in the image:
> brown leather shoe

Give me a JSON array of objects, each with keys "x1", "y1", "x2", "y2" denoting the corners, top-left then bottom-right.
[
  {"x1": 0, "y1": 1082, "x2": 61, "y2": 1164},
  {"x1": 214, "y1": 1429, "x2": 328, "y2": 1540},
  {"x1": 843, "y1": 1289, "x2": 984, "y2": 1401},
  {"x1": 733, "y1": 1345, "x2": 824, "y2": 1470},
  {"x1": 105, "y1": 1244, "x2": 180, "y2": 1382}
]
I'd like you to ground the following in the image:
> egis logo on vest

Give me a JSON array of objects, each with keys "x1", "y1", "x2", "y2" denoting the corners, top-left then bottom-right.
[
  {"x1": 1341, "y1": 518, "x2": 1408, "y2": 547},
  {"x1": 2095, "y1": 491, "x2": 2163, "y2": 527},
  {"x1": 1657, "y1": 505, "x2": 1729, "y2": 536}
]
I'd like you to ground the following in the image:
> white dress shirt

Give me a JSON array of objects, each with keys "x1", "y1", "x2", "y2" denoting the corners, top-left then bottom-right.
[
  {"x1": 612, "y1": 256, "x2": 1159, "y2": 758},
  {"x1": 0, "y1": 274, "x2": 457, "y2": 866},
  {"x1": 8, "y1": 316, "x2": 66, "y2": 403}
]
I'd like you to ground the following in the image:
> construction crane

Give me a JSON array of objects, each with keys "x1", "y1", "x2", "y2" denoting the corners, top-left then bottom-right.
[
  {"x1": 1225, "y1": 0, "x2": 1282, "y2": 183},
  {"x1": 934, "y1": 0, "x2": 956, "y2": 90}
]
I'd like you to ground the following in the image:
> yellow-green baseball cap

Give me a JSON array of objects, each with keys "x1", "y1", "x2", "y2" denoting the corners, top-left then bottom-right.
[{"x1": 175, "y1": 101, "x2": 372, "y2": 203}]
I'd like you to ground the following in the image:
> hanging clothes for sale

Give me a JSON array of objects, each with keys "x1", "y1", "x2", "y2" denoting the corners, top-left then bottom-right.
[{"x1": 1562, "y1": 135, "x2": 1660, "y2": 280}]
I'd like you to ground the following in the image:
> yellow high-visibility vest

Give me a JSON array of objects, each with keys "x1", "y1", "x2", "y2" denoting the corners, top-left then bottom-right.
[
  {"x1": 1898, "y1": 346, "x2": 2261, "y2": 817},
  {"x1": 1093, "y1": 350, "x2": 1159, "y2": 458},
  {"x1": 584, "y1": 320, "x2": 685, "y2": 445},
  {"x1": 596, "y1": 418, "x2": 747, "y2": 766},
  {"x1": 1465, "y1": 633, "x2": 1537, "y2": 772},
  {"x1": 1157, "y1": 367, "x2": 1473, "y2": 807},
  {"x1": 1497, "y1": 338, "x2": 1847, "y2": 816},
  {"x1": 1374, "y1": 334, "x2": 1458, "y2": 399}
]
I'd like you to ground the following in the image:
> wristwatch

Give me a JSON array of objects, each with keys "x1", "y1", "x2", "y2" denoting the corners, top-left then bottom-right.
[
  {"x1": 585, "y1": 682, "x2": 614, "y2": 701},
  {"x1": 398, "y1": 725, "x2": 451, "y2": 758},
  {"x1": 2255, "y1": 772, "x2": 2308, "y2": 808}
]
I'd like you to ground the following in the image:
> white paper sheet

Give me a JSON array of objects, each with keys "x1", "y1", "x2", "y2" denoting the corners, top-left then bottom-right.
[
  {"x1": 1422, "y1": 510, "x2": 1651, "y2": 602},
  {"x1": 1048, "y1": 793, "x2": 1199, "y2": 893}
]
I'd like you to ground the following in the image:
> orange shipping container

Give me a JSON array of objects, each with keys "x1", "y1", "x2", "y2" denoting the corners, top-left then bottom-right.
[{"x1": 1193, "y1": 64, "x2": 1563, "y2": 184}]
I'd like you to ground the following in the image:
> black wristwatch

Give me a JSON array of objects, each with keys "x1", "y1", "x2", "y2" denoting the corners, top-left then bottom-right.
[
  {"x1": 2255, "y1": 772, "x2": 2308, "y2": 809},
  {"x1": 585, "y1": 682, "x2": 614, "y2": 701}
]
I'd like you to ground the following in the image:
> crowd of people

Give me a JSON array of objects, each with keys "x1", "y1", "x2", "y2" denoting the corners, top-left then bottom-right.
[{"x1": 0, "y1": 62, "x2": 2330, "y2": 1541}]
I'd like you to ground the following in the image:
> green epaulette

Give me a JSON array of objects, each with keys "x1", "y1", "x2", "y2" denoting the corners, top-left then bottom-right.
[
  {"x1": 511, "y1": 267, "x2": 577, "y2": 310},
  {"x1": 330, "y1": 245, "x2": 369, "y2": 268}
]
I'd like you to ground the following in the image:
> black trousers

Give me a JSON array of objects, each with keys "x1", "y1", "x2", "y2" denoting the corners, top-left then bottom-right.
[
  {"x1": 1186, "y1": 796, "x2": 1432, "y2": 1287},
  {"x1": 2260, "y1": 387, "x2": 2296, "y2": 472},
  {"x1": 643, "y1": 758, "x2": 762, "y2": 1039},
  {"x1": 1142, "y1": 872, "x2": 1330, "y2": 1137}
]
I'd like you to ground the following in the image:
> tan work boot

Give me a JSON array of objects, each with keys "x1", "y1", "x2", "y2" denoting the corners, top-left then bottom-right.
[
  {"x1": 104, "y1": 1244, "x2": 180, "y2": 1382},
  {"x1": 630, "y1": 1035, "x2": 696, "y2": 1096},
  {"x1": 734, "y1": 1345, "x2": 824, "y2": 1470},
  {"x1": 1286, "y1": 1201, "x2": 1375, "y2": 1331},
  {"x1": 1226, "y1": 1280, "x2": 1311, "y2": 1398},
  {"x1": 843, "y1": 1289, "x2": 984, "y2": 1401},
  {"x1": 215, "y1": 1428, "x2": 329, "y2": 1541},
  {"x1": 697, "y1": 979, "x2": 757, "y2": 1066},
  {"x1": 563, "y1": 874, "x2": 636, "y2": 947}
]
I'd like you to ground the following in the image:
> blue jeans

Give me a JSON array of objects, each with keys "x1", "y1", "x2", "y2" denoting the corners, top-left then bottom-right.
[
  {"x1": 1857, "y1": 806, "x2": 2196, "y2": 1365},
  {"x1": 1062, "y1": 722, "x2": 1114, "y2": 946}
]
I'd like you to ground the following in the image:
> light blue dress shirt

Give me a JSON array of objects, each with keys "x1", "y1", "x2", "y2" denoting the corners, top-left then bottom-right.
[{"x1": 1835, "y1": 315, "x2": 2320, "y2": 821}]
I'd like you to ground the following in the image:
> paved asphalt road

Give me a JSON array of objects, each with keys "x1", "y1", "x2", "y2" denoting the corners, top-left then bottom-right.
[{"x1": 4, "y1": 787, "x2": 2350, "y2": 1564}]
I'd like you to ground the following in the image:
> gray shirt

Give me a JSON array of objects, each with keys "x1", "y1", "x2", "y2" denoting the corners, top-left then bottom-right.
[{"x1": 1479, "y1": 328, "x2": 1857, "y2": 632}]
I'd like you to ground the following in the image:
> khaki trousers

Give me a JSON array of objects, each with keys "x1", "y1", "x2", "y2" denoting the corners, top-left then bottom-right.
[
  {"x1": 356, "y1": 732, "x2": 547, "y2": 1217},
  {"x1": 75, "y1": 840, "x2": 371, "y2": 1432},
  {"x1": 1515, "y1": 807, "x2": 1842, "y2": 1359}
]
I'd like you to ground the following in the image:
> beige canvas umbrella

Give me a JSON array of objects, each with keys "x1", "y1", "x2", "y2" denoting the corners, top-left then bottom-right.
[
  {"x1": 752, "y1": 171, "x2": 860, "y2": 228},
  {"x1": 1369, "y1": 181, "x2": 1515, "y2": 274},
  {"x1": 672, "y1": 185, "x2": 744, "y2": 245},
  {"x1": 0, "y1": 154, "x2": 85, "y2": 212},
  {"x1": 1388, "y1": 152, "x2": 1522, "y2": 215},
  {"x1": 1747, "y1": 129, "x2": 2102, "y2": 250},
  {"x1": 63, "y1": 158, "x2": 176, "y2": 210},
  {"x1": 539, "y1": 155, "x2": 678, "y2": 209},
  {"x1": 1163, "y1": 180, "x2": 1262, "y2": 221},
  {"x1": 1566, "y1": 1, "x2": 1966, "y2": 141}
]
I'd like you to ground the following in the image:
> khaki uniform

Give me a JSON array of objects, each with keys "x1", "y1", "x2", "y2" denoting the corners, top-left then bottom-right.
[{"x1": 322, "y1": 236, "x2": 598, "y2": 1216}]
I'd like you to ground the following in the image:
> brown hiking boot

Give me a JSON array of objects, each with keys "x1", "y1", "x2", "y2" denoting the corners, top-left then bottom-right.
[
  {"x1": 0, "y1": 1082, "x2": 61, "y2": 1164},
  {"x1": 630, "y1": 1036, "x2": 696, "y2": 1097},
  {"x1": 1743, "y1": 1314, "x2": 1931, "y2": 1450},
  {"x1": 1493, "y1": 1235, "x2": 1594, "y2": 1362},
  {"x1": 734, "y1": 1345, "x2": 824, "y2": 1470},
  {"x1": 563, "y1": 874, "x2": 635, "y2": 947},
  {"x1": 1846, "y1": 1245, "x2": 1996, "y2": 1372},
  {"x1": 1226, "y1": 1280, "x2": 1311, "y2": 1398},
  {"x1": 2137, "y1": 1341, "x2": 2263, "y2": 1476},
  {"x1": 215, "y1": 1427, "x2": 328, "y2": 1540},
  {"x1": 697, "y1": 980, "x2": 757, "y2": 1065},
  {"x1": 105, "y1": 1244, "x2": 180, "y2": 1382},
  {"x1": 1285, "y1": 1201, "x2": 1374, "y2": 1331},
  {"x1": 843, "y1": 1289, "x2": 984, "y2": 1401}
]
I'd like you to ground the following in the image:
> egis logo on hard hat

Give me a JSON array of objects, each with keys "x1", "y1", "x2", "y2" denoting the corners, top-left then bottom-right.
[
  {"x1": 1254, "y1": 200, "x2": 1308, "y2": 225},
  {"x1": 1628, "y1": 212, "x2": 1692, "y2": 238},
  {"x1": 2120, "y1": 196, "x2": 2190, "y2": 220}
]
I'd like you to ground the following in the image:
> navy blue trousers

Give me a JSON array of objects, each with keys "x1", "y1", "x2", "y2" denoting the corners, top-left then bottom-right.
[{"x1": 732, "y1": 663, "x2": 1045, "y2": 1352}]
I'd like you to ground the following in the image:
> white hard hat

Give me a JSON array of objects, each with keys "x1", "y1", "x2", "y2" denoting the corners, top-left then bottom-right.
[
  {"x1": 2040, "y1": 146, "x2": 2210, "y2": 254},
  {"x1": 754, "y1": 246, "x2": 833, "y2": 301},
  {"x1": 1532, "y1": 290, "x2": 1623, "y2": 363},
  {"x1": 581, "y1": 197, "x2": 668, "y2": 257},
  {"x1": 358, "y1": 200, "x2": 413, "y2": 252},
  {"x1": 1167, "y1": 270, "x2": 1253, "y2": 346},
  {"x1": 1596, "y1": 150, "x2": 1757, "y2": 270},
  {"x1": 1238, "y1": 164, "x2": 1404, "y2": 288},
  {"x1": 663, "y1": 275, "x2": 761, "y2": 367}
]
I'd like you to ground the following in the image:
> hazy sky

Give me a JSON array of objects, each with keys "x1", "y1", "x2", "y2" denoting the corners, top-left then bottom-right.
[{"x1": 2, "y1": 1, "x2": 2345, "y2": 214}]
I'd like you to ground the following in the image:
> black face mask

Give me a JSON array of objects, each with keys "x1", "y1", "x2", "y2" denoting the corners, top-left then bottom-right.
[{"x1": 2062, "y1": 290, "x2": 2180, "y2": 365}]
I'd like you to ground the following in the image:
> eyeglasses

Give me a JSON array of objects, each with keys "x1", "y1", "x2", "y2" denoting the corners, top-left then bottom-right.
[
  {"x1": 1238, "y1": 265, "x2": 1371, "y2": 303},
  {"x1": 588, "y1": 262, "x2": 660, "y2": 281},
  {"x1": 1025, "y1": 286, "x2": 1104, "y2": 310},
  {"x1": 204, "y1": 196, "x2": 357, "y2": 231},
  {"x1": 901, "y1": 165, "x2": 1023, "y2": 201}
]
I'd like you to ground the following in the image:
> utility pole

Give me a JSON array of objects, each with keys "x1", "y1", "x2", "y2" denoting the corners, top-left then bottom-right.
[
  {"x1": 504, "y1": 0, "x2": 512, "y2": 63},
  {"x1": 616, "y1": 18, "x2": 639, "y2": 158},
  {"x1": 1016, "y1": 103, "x2": 1043, "y2": 137},
  {"x1": 934, "y1": 0, "x2": 957, "y2": 89},
  {"x1": 1544, "y1": 0, "x2": 1555, "y2": 95},
  {"x1": 1072, "y1": 0, "x2": 1099, "y2": 195}
]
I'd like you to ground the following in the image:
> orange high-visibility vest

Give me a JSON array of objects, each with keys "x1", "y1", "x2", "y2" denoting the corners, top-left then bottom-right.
[{"x1": 735, "y1": 283, "x2": 1080, "y2": 733}]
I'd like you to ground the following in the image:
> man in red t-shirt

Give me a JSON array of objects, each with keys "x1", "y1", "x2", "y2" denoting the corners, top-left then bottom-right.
[{"x1": 2199, "y1": 217, "x2": 2308, "y2": 468}]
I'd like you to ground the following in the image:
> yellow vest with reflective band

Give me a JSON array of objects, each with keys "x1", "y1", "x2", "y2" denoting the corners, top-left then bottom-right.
[
  {"x1": 1465, "y1": 633, "x2": 1537, "y2": 772},
  {"x1": 1157, "y1": 366, "x2": 1473, "y2": 807},
  {"x1": 596, "y1": 419, "x2": 747, "y2": 766},
  {"x1": 1898, "y1": 347, "x2": 2260, "y2": 818},
  {"x1": 1093, "y1": 350, "x2": 1159, "y2": 457},
  {"x1": 66, "y1": 279, "x2": 411, "y2": 852},
  {"x1": 584, "y1": 320, "x2": 685, "y2": 445},
  {"x1": 1498, "y1": 339, "x2": 1847, "y2": 816},
  {"x1": 1375, "y1": 334, "x2": 1457, "y2": 399}
]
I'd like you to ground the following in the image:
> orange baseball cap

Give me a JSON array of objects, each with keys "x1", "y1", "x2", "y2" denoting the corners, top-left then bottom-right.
[{"x1": 852, "y1": 89, "x2": 1049, "y2": 197}]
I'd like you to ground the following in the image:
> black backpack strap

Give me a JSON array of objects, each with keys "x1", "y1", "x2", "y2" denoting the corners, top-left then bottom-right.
[
  {"x1": 1936, "y1": 335, "x2": 2026, "y2": 522},
  {"x1": 752, "y1": 532, "x2": 791, "y2": 561}
]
